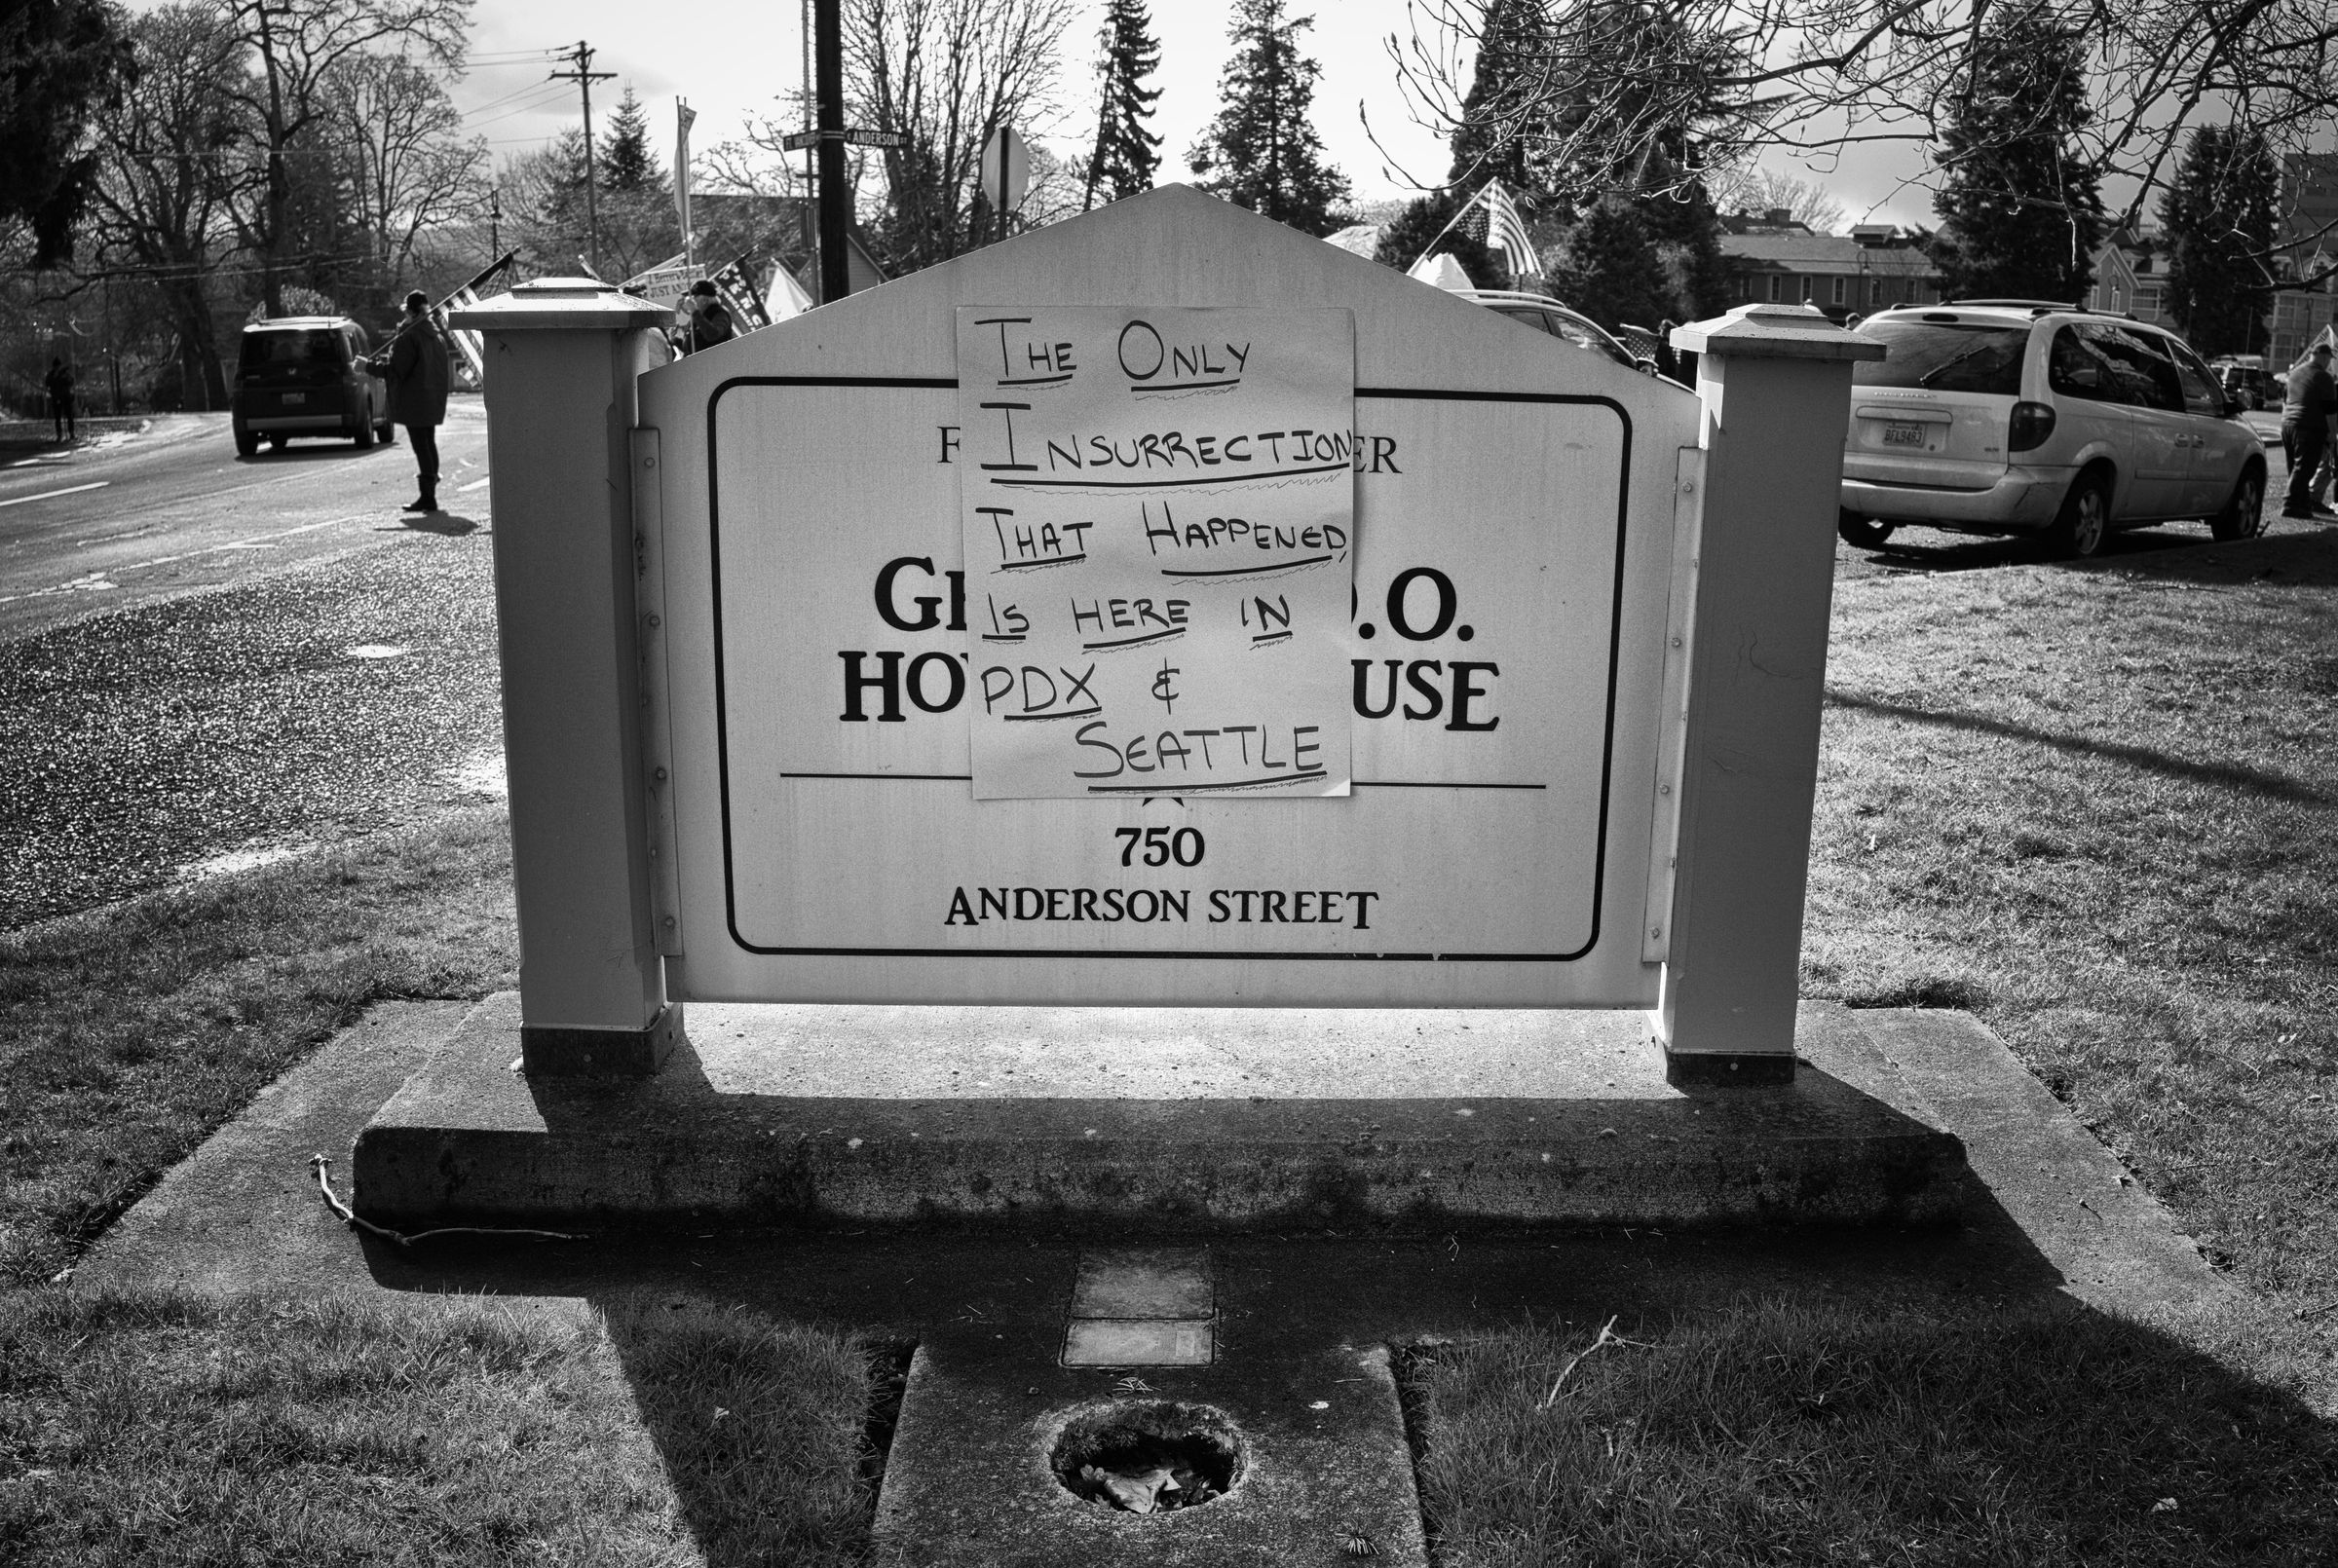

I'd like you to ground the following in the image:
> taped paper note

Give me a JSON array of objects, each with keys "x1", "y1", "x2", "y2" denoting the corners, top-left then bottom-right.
[{"x1": 957, "y1": 306, "x2": 1356, "y2": 801}]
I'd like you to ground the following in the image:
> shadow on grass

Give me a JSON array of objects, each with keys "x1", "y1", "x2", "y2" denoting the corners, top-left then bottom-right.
[
  {"x1": 1824, "y1": 687, "x2": 2333, "y2": 807},
  {"x1": 1401, "y1": 1293, "x2": 2338, "y2": 1567}
]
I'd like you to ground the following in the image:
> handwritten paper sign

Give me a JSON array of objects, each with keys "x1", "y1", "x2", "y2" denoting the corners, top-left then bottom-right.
[{"x1": 956, "y1": 306, "x2": 1356, "y2": 801}]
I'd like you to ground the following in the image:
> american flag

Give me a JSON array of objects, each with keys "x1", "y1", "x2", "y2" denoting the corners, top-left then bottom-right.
[{"x1": 1454, "y1": 179, "x2": 1541, "y2": 280}]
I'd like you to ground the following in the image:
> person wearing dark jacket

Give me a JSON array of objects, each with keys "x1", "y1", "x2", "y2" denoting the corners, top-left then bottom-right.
[
  {"x1": 2281, "y1": 342, "x2": 2337, "y2": 519},
  {"x1": 677, "y1": 279, "x2": 735, "y2": 355},
  {"x1": 370, "y1": 290, "x2": 452, "y2": 511},
  {"x1": 44, "y1": 357, "x2": 76, "y2": 442}
]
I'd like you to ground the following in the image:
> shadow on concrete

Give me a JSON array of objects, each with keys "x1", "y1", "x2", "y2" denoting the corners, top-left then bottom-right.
[{"x1": 1824, "y1": 687, "x2": 2333, "y2": 807}]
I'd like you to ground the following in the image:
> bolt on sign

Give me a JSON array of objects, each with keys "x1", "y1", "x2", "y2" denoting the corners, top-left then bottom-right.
[
  {"x1": 956, "y1": 308, "x2": 1355, "y2": 800},
  {"x1": 640, "y1": 188, "x2": 1697, "y2": 1007}
]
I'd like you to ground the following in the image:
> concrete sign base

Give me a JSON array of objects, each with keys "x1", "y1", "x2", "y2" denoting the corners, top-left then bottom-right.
[{"x1": 352, "y1": 996, "x2": 1965, "y2": 1231}]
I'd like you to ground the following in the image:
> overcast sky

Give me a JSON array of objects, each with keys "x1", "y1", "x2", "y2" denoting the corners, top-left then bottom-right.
[{"x1": 452, "y1": 0, "x2": 1940, "y2": 229}]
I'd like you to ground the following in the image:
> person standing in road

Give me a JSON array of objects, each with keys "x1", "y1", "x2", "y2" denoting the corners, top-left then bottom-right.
[
  {"x1": 370, "y1": 290, "x2": 451, "y2": 512},
  {"x1": 2281, "y1": 341, "x2": 2338, "y2": 520},
  {"x1": 44, "y1": 357, "x2": 76, "y2": 443}
]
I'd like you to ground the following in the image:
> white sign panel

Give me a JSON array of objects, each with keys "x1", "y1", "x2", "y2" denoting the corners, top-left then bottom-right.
[
  {"x1": 698, "y1": 383, "x2": 1629, "y2": 964},
  {"x1": 955, "y1": 307, "x2": 1355, "y2": 801}
]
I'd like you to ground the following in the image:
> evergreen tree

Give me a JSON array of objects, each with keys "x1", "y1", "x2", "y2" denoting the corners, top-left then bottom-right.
[
  {"x1": 1187, "y1": 0, "x2": 1350, "y2": 236},
  {"x1": 600, "y1": 86, "x2": 660, "y2": 194},
  {"x1": 1929, "y1": 5, "x2": 2103, "y2": 303},
  {"x1": 2159, "y1": 124, "x2": 2278, "y2": 356},
  {"x1": 1634, "y1": 143, "x2": 1728, "y2": 319},
  {"x1": 1373, "y1": 190, "x2": 1498, "y2": 284},
  {"x1": 1083, "y1": 0, "x2": 1162, "y2": 209},
  {"x1": 1549, "y1": 197, "x2": 1673, "y2": 331}
]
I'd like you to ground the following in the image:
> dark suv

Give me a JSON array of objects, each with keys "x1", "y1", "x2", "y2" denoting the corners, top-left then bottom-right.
[{"x1": 230, "y1": 317, "x2": 392, "y2": 456}]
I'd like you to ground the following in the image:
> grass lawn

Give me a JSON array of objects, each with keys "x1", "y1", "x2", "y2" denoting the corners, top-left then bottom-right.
[
  {"x1": 0, "y1": 806, "x2": 517, "y2": 1288},
  {"x1": 2, "y1": 520, "x2": 2334, "y2": 1561},
  {"x1": 0, "y1": 1287, "x2": 880, "y2": 1565},
  {"x1": 1806, "y1": 529, "x2": 2338, "y2": 1315},
  {"x1": 1406, "y1": 1297, "x2": 2338, "y2": 1567}
]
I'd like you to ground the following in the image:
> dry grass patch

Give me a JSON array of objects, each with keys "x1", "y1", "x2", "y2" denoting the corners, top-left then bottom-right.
[{"x1": 0, "y1": 806, "x2": 517, "y2": 1287}]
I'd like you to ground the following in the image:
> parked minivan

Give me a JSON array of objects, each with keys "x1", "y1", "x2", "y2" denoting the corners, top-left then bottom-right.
[
  {"x1": 1837, "y1": 303, "x2": 2267, "y2": 556},
  {"x1": 230, "y1": 317, "x2": 392, "y2": 456}
]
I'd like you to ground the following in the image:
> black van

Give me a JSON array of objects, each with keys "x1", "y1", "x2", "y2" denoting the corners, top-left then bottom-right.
[{"x1": 230, "y1": 317, "x2": 393, "y2": 456}]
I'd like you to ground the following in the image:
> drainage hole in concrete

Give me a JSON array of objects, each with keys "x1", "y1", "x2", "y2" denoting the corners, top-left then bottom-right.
[{"x1": 1051, "y1": 1400, "x2": 1244, "y2": 1515}]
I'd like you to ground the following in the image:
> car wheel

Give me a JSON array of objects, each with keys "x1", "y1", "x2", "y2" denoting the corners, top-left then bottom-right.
[
  {"x1": 234, "y1": 424, "x2": 258, "y2": 458},
  {"x1": 353, "y1": 417, "x2": 375, "y2": 449},
  {"x1": 2048, "y1": 472, "x2": 2112, "y2": 558},
  {"x1": 2208, "y1": 467, "x2": 2266, "y2": 542},
  {"x1": 1837, "y1": 510, "x2": 1896, "y2": 548}
]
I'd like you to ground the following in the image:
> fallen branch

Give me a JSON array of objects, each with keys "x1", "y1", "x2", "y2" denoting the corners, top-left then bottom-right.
[
  {"x1": 310, "y1": 1154, "x2": 586, "y2": 1247},
  {"x1": 1536, "y1": 1315, "x2": 1646, "y2": 1411}
]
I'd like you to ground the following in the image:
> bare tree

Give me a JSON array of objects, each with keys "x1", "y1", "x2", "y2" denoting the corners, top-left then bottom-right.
[
  {"x1": 325, "y1": 51, "x2": 486, "y2": 295},
  {"x1": 85, "y1": 3, "x2": 250, "y2": 409},
  {"x1": 1703, "y1": 166, "x2": 1846, "y2": 229},
  {"x1": 846, "y1": 0, "x2": 1075, "y2": 273},
  {"x1": 1384, "y1": 0, "x2": 2338, "y2": 265},
  {"x1": 216, "y1": 0, "x2": 471, "y2": 314}
]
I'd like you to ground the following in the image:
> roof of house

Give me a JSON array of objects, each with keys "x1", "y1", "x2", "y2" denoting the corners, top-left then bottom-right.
[{"x1": 1718, "y1": 233, "x2": 1938, "y2": 275}]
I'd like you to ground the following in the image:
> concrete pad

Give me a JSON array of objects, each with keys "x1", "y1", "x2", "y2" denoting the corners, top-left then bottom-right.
[
  {"x1": 1848, "y1": 1008, "x2": 2232, "y2": 1315},
  {"x1": 1062, "y1": 1321, "x2": 1214, "y2": 1366},
  {"x1": 74, "y1": 1000, "x2": 473, "y2": 1295},
  {"x1": 353, "y1": 993, "x2": 1968, "y2": 1231},
  {"x1": 1072, "y1": 1250, "x2": 1213, "y2": 1318},
  {"x1": 871, "y1": 1335, "x2": 1426, "y2": 1567}
]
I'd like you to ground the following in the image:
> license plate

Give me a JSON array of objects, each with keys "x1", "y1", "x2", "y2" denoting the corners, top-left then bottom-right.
[
  {"x1": 1881, "y1": 421, "x2": 1926, "y2": 448},
  {"x1": 282, "y1": 392, "x2": 307, "y2": 405}
]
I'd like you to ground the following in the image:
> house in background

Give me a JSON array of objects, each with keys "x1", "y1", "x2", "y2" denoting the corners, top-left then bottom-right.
[
  {"x1": 1717, "y1": 218, "x2": 1943, "y2": 322},
  {"x1": 2088, "y1": 228, "x2": 2177, "y2": 327}
]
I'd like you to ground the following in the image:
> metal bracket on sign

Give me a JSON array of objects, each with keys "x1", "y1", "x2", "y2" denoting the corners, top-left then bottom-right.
[
  {"x1": 1642, "y1": 445, "x2": 1703, "y2": 964},
  {"x1": 630, "y1": 427, "x2": 685, "y2": 957}
]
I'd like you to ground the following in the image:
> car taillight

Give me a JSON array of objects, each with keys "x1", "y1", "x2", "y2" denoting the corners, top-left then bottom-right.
[{"x1": 2009, "y1": 400, "x2": 2055, "y2": 453}]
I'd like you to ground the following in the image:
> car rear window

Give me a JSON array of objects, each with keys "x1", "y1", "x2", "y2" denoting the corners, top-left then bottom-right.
[
  {"x1": 240, "y1": 329, "x2": 347, "y2": 369},
  {"x1": 1852, "y1": 321, "x2": 2029, "y2": 395}
]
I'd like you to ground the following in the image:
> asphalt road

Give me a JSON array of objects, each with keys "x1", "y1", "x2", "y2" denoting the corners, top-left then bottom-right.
[
  {"x1": 0, "y1": 402, "x2": 489, "y2": 642},
  {"x1": 1, "y1": 409, "x2": 505, "y2": 929}
]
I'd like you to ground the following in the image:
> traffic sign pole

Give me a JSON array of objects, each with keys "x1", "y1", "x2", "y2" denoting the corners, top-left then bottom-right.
[{"x1": 814, "y1": 0, "x2": 850, "y2": 304}]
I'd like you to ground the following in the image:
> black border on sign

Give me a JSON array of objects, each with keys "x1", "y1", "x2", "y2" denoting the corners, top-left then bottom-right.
[{"x1": 704, "y1": 375, "x2": 1635, "y2": 963}]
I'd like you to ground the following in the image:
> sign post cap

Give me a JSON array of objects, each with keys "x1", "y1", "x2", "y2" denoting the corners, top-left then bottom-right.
[
  {"x1": 450, "y1": 276, "x2": 677, "y2": 333},
  {"x1": 1669, "y1": 302, "x2": 1887, "y2": 362}
]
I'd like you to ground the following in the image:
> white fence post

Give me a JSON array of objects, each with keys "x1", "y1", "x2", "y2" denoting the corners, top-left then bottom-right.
[
  {"x1": 1658, "y1": 304, "x2": 1885, "y2": 1084},
  {"x1": 451, "y1": 278, "x2": 680, "y2": 1074}
]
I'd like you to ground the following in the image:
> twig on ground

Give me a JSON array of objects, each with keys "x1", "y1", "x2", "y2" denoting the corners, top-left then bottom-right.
[
  {"x1": 1535, "y1": 1315, "x2": 1646, "y2": 1411},
  {"x1": 310, "y1": 1154, "x2": 585, "y2": 1246},
  {"x1": 2295, "y1": 1299, "x2": 2338, "y2": 1321}
]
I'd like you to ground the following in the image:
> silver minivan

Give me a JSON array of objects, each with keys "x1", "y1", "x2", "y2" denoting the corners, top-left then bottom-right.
[{"x1": 1838, "y1": 303, "x2": 2267, "y2": 556}]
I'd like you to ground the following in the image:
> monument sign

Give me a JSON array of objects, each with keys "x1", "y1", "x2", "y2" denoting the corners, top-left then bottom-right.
[{"x1": 457, "y1": 186, "x2": 1877, "y2": 1074}]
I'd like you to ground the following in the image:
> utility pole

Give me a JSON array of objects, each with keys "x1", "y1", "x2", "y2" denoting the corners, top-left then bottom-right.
[
  {"x1": 814, "y1": 0, "x2": 849, "y2": 304},
  {"x1": 550, "y1": 40, "x2": 615, "y2": 277},
  {"x1": 489, "y1": 188, "x2": 502, "y2": 262}
]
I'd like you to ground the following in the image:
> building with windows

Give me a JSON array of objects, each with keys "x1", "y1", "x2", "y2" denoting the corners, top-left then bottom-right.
[
  {"x1": 2088, "y1": 229, "x2": 2176, "y2": 328},
  {"x1": 1716, "y1": 220, "x2": 1944, "y2": 321}
]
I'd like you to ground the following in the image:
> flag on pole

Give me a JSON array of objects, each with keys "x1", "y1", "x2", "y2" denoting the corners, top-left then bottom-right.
[
  {"x1": 1453, "y1": 179, "x2": 1540, "y2": 280},
  {"x1": 675, "y1": 99, "x2": 697, "y2": 267}
]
